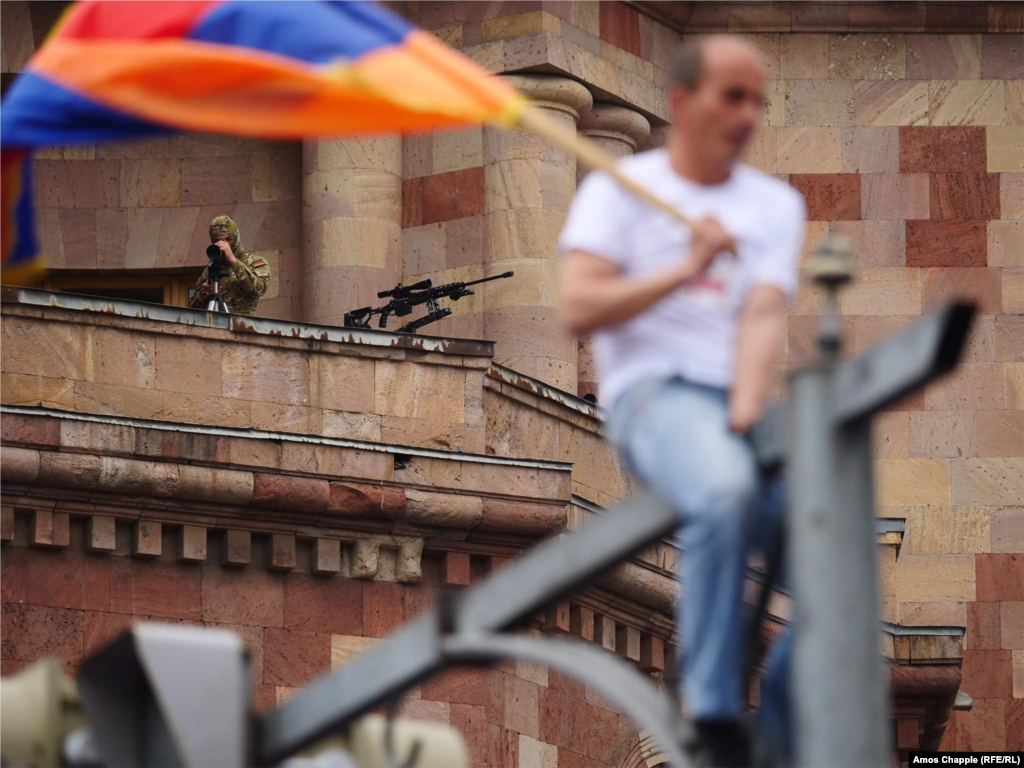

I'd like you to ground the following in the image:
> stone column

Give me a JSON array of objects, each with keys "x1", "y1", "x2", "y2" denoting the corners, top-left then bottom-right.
[
  {"x1": 482, "y1": 75, "x2": 592, "y2": 393},
  {"x1": 575, "y1": 104, "x2": 651, "y2": 402},
  {"x1": 302, "y1": 137, "x2": 403, "y2": 327}
]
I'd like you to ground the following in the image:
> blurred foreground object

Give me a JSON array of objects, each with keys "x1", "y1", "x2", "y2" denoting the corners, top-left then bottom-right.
[
  {"x1": 785, "y1": 236, "x2": 974, "y2": 768},
  {"x1": 0, "y1": 657, "x2": 86, "y2": 767},
  {"x1": 0, "y1": 624, "x2": 467, "y2": 768},
  {"x1": 75, "y1": 624, "x2": 250, "y2": 767}
]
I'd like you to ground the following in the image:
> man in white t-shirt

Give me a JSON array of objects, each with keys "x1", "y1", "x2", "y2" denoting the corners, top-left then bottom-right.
[{"x1": 560, "y1": 37, "x2": 806, "y2": 767}]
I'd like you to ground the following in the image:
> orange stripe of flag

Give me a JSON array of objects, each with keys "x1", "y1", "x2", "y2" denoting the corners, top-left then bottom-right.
[{"x1": 29, "y1": 33, "x2": 525, "y2": 139}]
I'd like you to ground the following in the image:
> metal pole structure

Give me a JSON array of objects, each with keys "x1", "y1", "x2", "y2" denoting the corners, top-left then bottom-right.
[{"x1": 788, "y1": 237, "x2": 891, "y2": 768}]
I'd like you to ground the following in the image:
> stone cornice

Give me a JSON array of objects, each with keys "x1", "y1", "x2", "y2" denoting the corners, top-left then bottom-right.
[
  {"x1": 0, "y1": 408, "x2": 571, "y2": 522},
  {"x1": 487, "y1": 363, "x2": 602, "y2": 424}
]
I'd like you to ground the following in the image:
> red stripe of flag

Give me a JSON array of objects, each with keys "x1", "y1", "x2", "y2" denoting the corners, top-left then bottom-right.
[{"x1": 56, "y1": 0, "x2": 222, "y2": 41}]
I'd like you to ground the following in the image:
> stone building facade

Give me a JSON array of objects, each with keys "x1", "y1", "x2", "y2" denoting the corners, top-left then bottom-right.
[{"x1": 1, "y1": 0, "x2": 1022, "y2": 763}]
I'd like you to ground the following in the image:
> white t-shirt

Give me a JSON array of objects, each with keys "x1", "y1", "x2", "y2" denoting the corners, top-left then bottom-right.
[{"x1": 559, "y1": 149, "x2": 806, "y2": 408}]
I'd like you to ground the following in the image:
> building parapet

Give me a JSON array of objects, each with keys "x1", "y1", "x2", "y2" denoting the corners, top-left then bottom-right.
[{"x1": 1, "y1": 286, "x2": 495, "y2": 358}]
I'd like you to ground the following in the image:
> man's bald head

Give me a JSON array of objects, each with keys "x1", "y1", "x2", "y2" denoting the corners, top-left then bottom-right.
[
  {"x1": 670, "y1": 36, "x2": 766, "y2": 90},
  {"x1": 666, "y1": 36, "x2": 767, "y2": 169}
]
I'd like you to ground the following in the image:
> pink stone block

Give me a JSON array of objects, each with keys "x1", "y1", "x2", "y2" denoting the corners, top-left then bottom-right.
[
  {"x1": 222, "y1": 529, "x2": 251, "y2": 567},
  {"x1": 403, "y1": 133, "x2": 434, "y2": 179},
  {"x1": 263, "y1": 627, "x2": 330, "y2": 688},
  {"x1": 793, "y1": 2, "x2": 848, "y2": 31},
  {"x1": 593, "y1": 615, "x2": 616, "y2": 652},
  {"x1": 991, "y1": 508, "x2": 1024, "y2": 554},
  {"x1": 312, "y1": 538, "x2": 341, "y2": 575},
  {"x1": 34, "y1": 207, "x2": 66, "y2": 268},
  {"x1": 86, "y1": 515, "x2": 116, "y2": 553},
  {"x1": 1, "y1": 508, "x2": 13, "y2": 543},
  {"x1": 269, "y1": 533, "x2": 296, "y2": 571},
  {"x1": 2, "y1": 1, "x2": 34, "y2": 71},
  {"x1": 181, "y1": 155, "x2": 253, "y2": 206},
  {"x1": 132, "y1": 520, "x2": 161, "y2": 558},
  {"x1": 982, "y1": 33, "x2": 1024, "y2": 79},
  {"x1": 1, "y1": 603, "x2": 84, "y2": 667},
  {"x1": 615, "y1": 624, "x2": 641, "y2": 662},
  {"x1": 31, "y1": 510, "x2": 69, "y2": 548},
  {"x1": 124, "y1": 209, "x2": 163, "y2": 269},
  {"x1": 202, "y1": 565, "x2": 284, "y2": 627},
  {"x1": 907, "y1": 34, "x2": 982, "y2": 80},
  {"x1": 841, "y1": 127, "x2": 898, "y2": 173},
  {"x1": 861, "y1": 173, "x2": 929, "y2": 220},
  {"x1": 443, "y1": 551, "x2": 471, "y2": 586},
  {"x1": 252, "y1": 199, "x2": 301, "y2": 251},
  {"x1": 362, "y1": 581, "x2": 404, "y2": 637},
  {"x1": 922, "y1": 267, "x2": 1002, "y2": 315},
  {"x1": 95, "y1": 209, "x2": 127, "y2": 268},
  {"x1": 232, "y1": 201, "x2": 271, "y2": 245},
  {"x1": 849, "y1": 2, "x2": 924, "y2": 31},
  {"x1": 119, "y1": 158, "x2": 182, "y2": 208},
  {"x1": 253, "y1": 149, "x2": 301, "y2": 202},
  {"x1": 155, "y1": 207, "x2": 200, "y2": 268},
  {"x1": 177, "y1": 525, "x2": 207, "y2": 563},
  {"x1": 59, "y1": 209, "x2": 97, "y2": 269}
]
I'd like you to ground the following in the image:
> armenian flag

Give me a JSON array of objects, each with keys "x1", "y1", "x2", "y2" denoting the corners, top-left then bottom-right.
[{"x1": 0, "y1": 0, "x2": 528, "y2": 282}]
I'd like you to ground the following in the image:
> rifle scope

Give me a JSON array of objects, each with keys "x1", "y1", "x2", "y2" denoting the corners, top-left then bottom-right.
[{"x1": 378, "y1": 279, "x2": 432, "y2": 299}]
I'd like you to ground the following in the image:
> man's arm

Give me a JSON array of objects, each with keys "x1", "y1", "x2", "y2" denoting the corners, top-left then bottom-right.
[
  {"x1": 729, "y1": 285, "x2": 787, "y2": 433},
  {"x1": 561, "y1": 217, "x2": 736, "y2": 335}
]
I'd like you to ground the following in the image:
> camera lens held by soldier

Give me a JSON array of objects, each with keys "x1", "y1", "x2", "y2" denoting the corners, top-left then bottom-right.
[{"x1": 188, "y1": 216, "x2": 271, "y2": 315}]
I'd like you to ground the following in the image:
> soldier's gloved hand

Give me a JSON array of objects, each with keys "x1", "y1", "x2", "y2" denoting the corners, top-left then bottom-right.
[
  {"x1": 198, "y1": 282, "x2": 214, "y2": 298},
  {"x1": 214, "y1": 239, "x2": 238, "y2": 266}
]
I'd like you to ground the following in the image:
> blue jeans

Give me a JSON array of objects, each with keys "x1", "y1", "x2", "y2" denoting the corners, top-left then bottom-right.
[{"x1": 607, "y1": 377, "x2": 792, "y2": 757}]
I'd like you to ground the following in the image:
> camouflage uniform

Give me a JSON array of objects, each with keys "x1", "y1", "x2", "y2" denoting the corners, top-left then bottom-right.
[{"x1": 189, "y1": 216, "x2": 270, "y2": 316}]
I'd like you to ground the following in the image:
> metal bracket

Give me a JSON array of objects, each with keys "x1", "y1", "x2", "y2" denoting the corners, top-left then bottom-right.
[{"x1": 439, "y1": 634, "x2": 691, "y2": 768}]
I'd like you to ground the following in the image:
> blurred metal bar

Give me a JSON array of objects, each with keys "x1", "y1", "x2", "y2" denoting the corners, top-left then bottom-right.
[
  {"x1": 788, "y1": 369, "x2": 890, "y2": 768},
  {"x1": 260, "y1": 492, "x2": 677, "y2": 765},
  {"x1": 788, "y1": 293, "x2": 974, "y2": 767},
  {"x1": 441, "y1": 634, "x2": 690, "y2": 768}
]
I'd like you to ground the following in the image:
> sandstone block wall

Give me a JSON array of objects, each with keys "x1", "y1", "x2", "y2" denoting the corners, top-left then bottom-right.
[
  {"x1": 0, "y1": 303, "x2": 491, "y2": 449},
  {"x1": 31, "y1": 134, "x2": 304, "y2": 320},
  {"x1": 742, "y1": 19, "x2": 1022, "y2": 753}
]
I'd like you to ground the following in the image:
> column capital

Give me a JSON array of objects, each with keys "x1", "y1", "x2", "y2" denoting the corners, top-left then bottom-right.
[
  {"x1": 502, "y1": 74, "x2": 593, "y2": 122},
  {"x1": 645, "y1": 124, "x2": 672, "y2": 151},
  {"x1": 578, "y1": 103, "x2": 652, "y2": 154}
]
